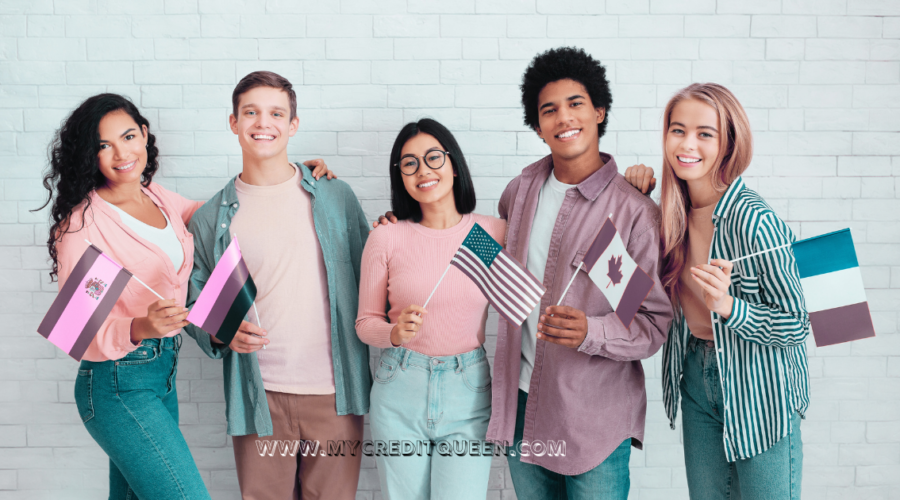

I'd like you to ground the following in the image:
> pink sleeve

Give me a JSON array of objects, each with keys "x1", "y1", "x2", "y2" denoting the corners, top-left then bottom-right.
[
  {"x1": 56, "y1": 224, "x2": 139, "y2": 361},
  {"x1": 171, "y1": 193, "x2": 203, "y2": 226},
  {"x1": 355, "y1": 227, "x2": 396, "y2": 349}
]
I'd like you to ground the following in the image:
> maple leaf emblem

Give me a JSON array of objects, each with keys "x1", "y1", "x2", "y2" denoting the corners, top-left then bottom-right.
[{"x1": 607, "y1": 255, "x2": 623, "y2": 288}]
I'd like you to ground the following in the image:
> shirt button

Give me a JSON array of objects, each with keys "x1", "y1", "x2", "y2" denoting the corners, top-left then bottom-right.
[
  {"x1": 221, "y1": 223, "x2": 226, "y2": 228},
  {"x1": 222, "y1": 201, "x2": 228, "y2": 206},
  {"x1": 718, "y1": 348, "x2": 723, "y2": 353},
  {"x1": 432, "y1": 359, "x2": 438, "y2": 365},
  {"x1": 232, "y1": 203, "x2": 238, "y2": 208}
]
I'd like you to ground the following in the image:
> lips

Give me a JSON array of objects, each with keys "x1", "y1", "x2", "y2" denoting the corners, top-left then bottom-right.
[
  {"x1": 251, "y1": 134, "x2": 275, "y2": 141},
  {"x1": 417, "y1": 179, "x2": 439, "y2": 190},
  {"x1": 675, "y1": 155, "x2": 702, "y2": 168},
  {"x1": 113, "y1": 160, "x2": 136, "y2": 172},
  {"x1": 555, "y1": 128, "x2": 581, "y2": 141}
]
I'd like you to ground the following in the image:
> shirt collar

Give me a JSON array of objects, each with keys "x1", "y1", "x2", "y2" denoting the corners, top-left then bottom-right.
[
  {"x1": 526, "y1": 152, "x2": 618, "y2": 202},
  {"x1": 712, "y1": 176, "x2": 746, "y2": 220}
]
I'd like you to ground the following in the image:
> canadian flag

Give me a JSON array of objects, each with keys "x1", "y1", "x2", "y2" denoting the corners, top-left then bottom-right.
[{"x1": 582, "y1": 216, "x2": 655, "y2": 328}]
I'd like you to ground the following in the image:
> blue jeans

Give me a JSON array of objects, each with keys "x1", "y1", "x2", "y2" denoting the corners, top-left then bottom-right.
[
  {"x1": 369, "y1": 346, "x2": 493, "y2": 500},
  {"x1": 75, "y1": 335, "x2": 210, "y2": 500},
  {"x1": 681, "y1": 335, "x2": 803, "y2": 500},
  {"x1": 506, "y1": 389, "x2": 631, "y2": 500}
]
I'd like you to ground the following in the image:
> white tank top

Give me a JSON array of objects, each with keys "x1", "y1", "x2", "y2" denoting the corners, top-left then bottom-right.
[{"x1": 105, "y1": 201, "x2": 184, "y2": 272}]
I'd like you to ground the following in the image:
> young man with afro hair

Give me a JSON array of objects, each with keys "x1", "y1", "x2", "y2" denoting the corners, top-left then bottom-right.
[{"x1": 484, "y1": 47, "x2": 673, "y2": 499}]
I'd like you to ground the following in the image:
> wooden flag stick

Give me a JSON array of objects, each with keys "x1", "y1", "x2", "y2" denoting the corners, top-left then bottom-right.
[
  {"x1": 85, "y1": 239, "x2": 165, "y2": 300},
  {"x1": 423, "y1": 262, "x2": 452, "y2": 309},
  {"x1": 729, "y1": 243, "x2": 791, "y2": 264},
  {"x1": 556, "y1": 262, "x2": 584, "y2": 306}
]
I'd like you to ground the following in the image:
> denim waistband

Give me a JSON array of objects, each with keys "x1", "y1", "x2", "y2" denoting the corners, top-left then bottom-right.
[
  {"x1": 139, "y1": 334, "x2": 182, "y2": 350},
  {"x1": 382, "y1": 346, "x2": 486, "y2": 372},
  {"x1": 687, "y1": 334, "x2": 715, "y2": 352}
]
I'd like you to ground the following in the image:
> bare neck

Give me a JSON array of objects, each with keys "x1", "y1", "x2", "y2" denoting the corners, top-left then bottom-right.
[
  {"x1": 96, "y1": 179, "x2": 145, "y2": 206},
  {"x1": 687, "y1": 175, "x2": 724, "y2": 209},
  {"x1": 239, "y1": 151, "x2": 294, "y2": 186},
  {"x1": 550, "y1": 149, "x2": 605, "y2": 185},
  {"x1": 418, "y1": 196, "x2": 462, "y2": 230}
]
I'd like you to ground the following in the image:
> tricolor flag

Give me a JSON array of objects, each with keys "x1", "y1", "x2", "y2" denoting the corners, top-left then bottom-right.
[
  {"x1": 582, "y1": 217, "x2": 654, "y2": 328},
  {"x1": 793, "y1": 228, "x2": 875, "y2": 347},
  {"x1": 38, "y1": 244, "x2": 133, "y2": 360},
  {"x1": 187, "y1": 236, "x2": 257, "y2": 346},
  {"x1": 450, "y1": 223, "x2": 545, "y2": 326}
]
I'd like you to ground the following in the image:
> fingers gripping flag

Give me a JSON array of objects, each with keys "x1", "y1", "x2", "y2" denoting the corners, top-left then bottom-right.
[
  {"x1": 187, "y1": 236, "x2": 257, "y2": 346},
  {"x1": 450, "y1": 223, "x2": 545, "y2": 327},
  {"x1": 583, "y1": 217, "x2": 654, "y2": 328}
]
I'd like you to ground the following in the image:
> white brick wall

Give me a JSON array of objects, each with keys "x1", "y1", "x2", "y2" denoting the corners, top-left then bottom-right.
[{"x1": 1, "y1": 1, "x2": 899, "y2": 499}]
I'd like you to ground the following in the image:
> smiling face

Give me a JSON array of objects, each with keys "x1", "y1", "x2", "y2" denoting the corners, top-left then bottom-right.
[
  {"x1": 229, "y1": 85, "x2": 299, "y2": 161},
  {"x1": 96, "y1": 110, "x2": 148, "y2": 187},
  {"x1": 534, "y1": 78, "x2": 605, "y2": 161},
  {"x1": 399, "y1": 132, "x2": 456, "y2": 208},
  {"x1": 665, "y1": 98, "x2": 722, "y2": 185}
]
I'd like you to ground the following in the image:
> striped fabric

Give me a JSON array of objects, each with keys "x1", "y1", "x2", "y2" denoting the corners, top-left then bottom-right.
[
  {"x1": 662, "y1": 177, "x2": 811, "y2": 462},
  {"x1": 450, "y1": 223, "x2": 545, "y2": 326}
]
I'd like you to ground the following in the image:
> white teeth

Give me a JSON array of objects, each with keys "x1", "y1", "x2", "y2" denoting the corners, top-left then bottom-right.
[
  {"x1": 677, "y1": 156, "x2": 701, "y2": 163},
  {"x1": 114, "y1": 161, "x2": 135, "y2": 171},
  {"x1": 417, "y1": 180, "x2": 438, "y2": 189},
  {"x1": 558, "y1": 129, "x2": 580, "y2": 139},
  {"x1": 252, "y1": 135, "x2": 275, "y2": 140}
]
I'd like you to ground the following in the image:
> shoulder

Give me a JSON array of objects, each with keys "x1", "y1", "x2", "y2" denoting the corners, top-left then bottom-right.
[
  {"x1": 146, "y1": 182, "x2": 193, "y2": 208},
  {"x1": 190, "y1": 186, "x2": 227, "y2": 229},
  {"x1": 607, "y1": 174, "x2": 662, "y2": 238},
  {"x1": 502, "y1": 155, "x2": 551, "y2": 199},
  {"x1": 472, "y1": 213, "x2": 507, "y2": 242},
  {"x1": 316, "y1": 178, "x2": 361, "y2": 206},
  {"x1": 365, "y1": 219, "x2": 408, "y2": 253},
  {"x1": 730, "y1": 186, "x2": 794, "y2": 240}
]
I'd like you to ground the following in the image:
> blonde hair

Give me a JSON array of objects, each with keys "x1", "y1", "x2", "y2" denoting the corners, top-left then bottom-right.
[{"x1": 659, "y1": 83, "x2": 753, "y2": 304}]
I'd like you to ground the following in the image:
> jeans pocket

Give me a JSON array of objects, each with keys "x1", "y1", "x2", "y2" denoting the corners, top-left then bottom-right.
[
  {"x1": 373, "y1": 358, "x2": 399, "y2": 384},
  {"x1": 117, "y1": 344, "x2": 160, "y2": 365},
  {"x1": 74, "y1": 369, "x2": 94, "y2": 424},
  {"x1": 462, "y1": 359, "x2": 491, "y2": 393}
]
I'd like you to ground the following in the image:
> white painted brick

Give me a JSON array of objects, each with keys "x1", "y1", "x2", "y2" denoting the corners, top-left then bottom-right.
[
  {"x1": 17, "y1": 38, "x2": 84, "y2": 61},
  {"x1": 200, "y1": 14, "x2": 239, "y2": 37},
  {"x1": 481, "y1": 61, "x2": 528, "y2": 85},
  {"x1": 141, "y1": 85, "x2": 182, "y2": 108},
  {"x1": 853, "y1": 133, "x2": 900, "y2": 155},
  {"x1": 683, "y1": 15, "x2": 750, "y2": 37},
  {"x1": 839, "y1": 156, "x2": 892, "y2": 177},
  {"x1": 765, "y1": 38, "x2": 805, "y2": 61},
  {"x1": 789, "y1": 85, "x2": 853, "y2": 108},
  {"x1": 507, "y1": 15, "x2": 546, "y2": 38},
  {"x1": 388, "y1": 85, "x2": 455, "y2": 108},
  {"x1": 374, "y1": 15, "x2": 440, "y2": 38},
  {"x1": 849, "y1": 0, "x2": 900, "y2": 15},
  {"x1": 201, "y1": 62, "x2": 236, "y2": 84},
  {"x1": 320, "y1": 85, "x2": 386, "y2": 109},
  {"x1": 800, "y1": 62, "x2": 867, "y2": 85},
  {"x1": 325, "y1": 39, "x2": 391, "y2": 60},
  {"x1": 869, "y1": 39, "x2": 900, "y2": 59},
  {"x1": 734, "y1": 61, "x2": 799, "y2": 84},
  {"x1": 631, "y1": 39, "x2": 698, "y2": 60},
  {"x1": 752, "y1": 16, "x2": 818, "y2": 38},
  {"x1": 819, "y1": 16, "x2": 883, "y2": 38},
  {"x1": 441, "y1": 15, "x2": 507, "y2": 38},
  {"x1": 476, "y1": 0, "x2": 534, "y2": 14},
  {"x1": 86, "y1": 38, "x2": 154, "y2": 61},
  {"x1": 190, "y1": 38, "x2": 257, "y2": 60},
  {"x1": 866, "y1": 62, "x2": 900, "y2": 84},
  {"x1": 546, "y1": 16, "x2": 618, "y2": 38},
  {"x1": 700, "y1": 39, "x2": 765, "y2": 60},
  {"x1": 788, "y1": 131, "x2": 852, "y2": 155},
  {"x1": 886, "y1": 17, "x2": 900, "y2": 38},
  {"x1": 806, "y1": 39, "x2": 871, "y2": 61},
  {"x1": 0, "y1": 62, "x2": 65, "y2": 85},
  {"x1": 402, "y1": 108, "x2": 470, "y2": 129},
  {"x1": 0, "y1": 15, "x2": 26, "y2": 37},
  {"x1": 441, "y1": 61, "x2": 480, "y2": 84},
  {"x1": 407, "y1": 0, "x2": 473, "y2": 13},
  {"x1": 240, "y1": 15, "x2": 305, "y2": 37},
  {"x1": 133, "y1": 14, "x2": 200, "y2": 38},
  {"x1": 64, "y1": 15, "x2": 131, "y2": 37},
  {"x1": 394, "y1": 39, "x2": 460, "y2": 60},
  {"x1": 135, "y1": 62, "x2": 201, "y2": 84},
  {"x1": 304, "y1": 61, "x2": 369, "y2": 85},
  {"x1": 464, "y1": 38, "x2": 500, "y2": 60},
  {"x1": 823, "y1": 177, "x2": 862, "y2": 198},
  {"x1": 619, "y1": 15, "x2": 682, "y2": 38},
  {"x1": 372, "y1": 61, "x2": 439, "y2": 85},
  {"x1": 307, "y1": 15, "x2": 372, "y2": 38},
  {"x1": 854, "y1": 85, "x2": 900, "y2": 108},
  {"x1": 805, "y1": 108, "x2": 869, "y2": 131},
  {"x1": 455, "y1": 85, "x2": 519, "y2": 109}
]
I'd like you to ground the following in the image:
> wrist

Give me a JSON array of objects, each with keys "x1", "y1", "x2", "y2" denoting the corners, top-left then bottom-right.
[
  {"x1": 129, "y1": 318, "x2": 146, "y2": 345},
  {"x1": 389, "y1": 326, "x2": 401, "y2": 347},
  {"x1": 717, "y1": 296, "x2": 734, "y2": 320}
]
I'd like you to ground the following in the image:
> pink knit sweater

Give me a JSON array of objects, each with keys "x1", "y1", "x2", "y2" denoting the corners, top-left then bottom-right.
[{"x1": 356, "y1": 213, "x2": 507, "y2": 357}]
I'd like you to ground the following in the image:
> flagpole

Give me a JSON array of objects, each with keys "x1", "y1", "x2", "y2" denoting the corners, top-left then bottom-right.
[
  {"x1": 85, "y1": 239, "x2": 165, "y2": 300},
  {"x1": 423, "y1": 262, "x2": 452, "y2": 309},
  {"x1": 556, "y1": 262, "x2": 584, "y2": 306},
  {"x1": 233, "y1": 234, "x2": 266, "y2": 350},
  {"x1": 729, "y1": 243, "x2": 791, "y2": 264}
]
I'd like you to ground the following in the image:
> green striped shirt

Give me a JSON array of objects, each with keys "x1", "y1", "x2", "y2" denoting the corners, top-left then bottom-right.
[{"x1": 662, "y1": 176, "x2": 811, "y2": 462}]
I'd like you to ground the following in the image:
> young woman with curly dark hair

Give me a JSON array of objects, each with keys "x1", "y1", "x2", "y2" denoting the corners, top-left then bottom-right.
[{"x1": 38, "y1": 93, "x2": 211, "y2": 499}]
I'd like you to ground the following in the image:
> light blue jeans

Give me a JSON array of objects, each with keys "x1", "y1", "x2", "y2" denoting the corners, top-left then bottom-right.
[
  {"x1": 506, "y1": 389, "x2": 632, "y2": 500},
  {"x1": 681, "y1": 335, "x2": 803, "y2": 500},
  {"x1": 369, "y1": 346, "x2": 494, "y2": 500},
  {"x1": 75, "y1": 335, "x2": 210, "y2": 500}
]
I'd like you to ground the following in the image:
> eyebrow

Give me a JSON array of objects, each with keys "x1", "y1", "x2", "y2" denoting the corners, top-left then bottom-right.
[
  {"x1": 539, "y1": 94, "x2": 586, "y2": 111},
  {"x1": 240, "y1": 103, "x2": 288, "y2": 113},
  {"x1": 670, "y1": 121, "x2": 718, "y2": 133},
  {"x1": 99, "y1": 128, "x2": 136, "y2": 143}
]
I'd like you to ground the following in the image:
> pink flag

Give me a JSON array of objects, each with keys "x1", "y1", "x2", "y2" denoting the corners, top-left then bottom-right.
[{"x1": 37, "y1": 245, "x2": 133, "y2": 360}]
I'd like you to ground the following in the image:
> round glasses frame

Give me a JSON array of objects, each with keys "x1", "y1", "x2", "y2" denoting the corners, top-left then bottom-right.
[{"x1": 394, "y1": 150, "x2": 451, "y2": 176}]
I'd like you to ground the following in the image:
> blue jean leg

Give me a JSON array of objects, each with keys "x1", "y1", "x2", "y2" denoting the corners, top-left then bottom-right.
[
  {"x1": 680, "y1": 335, "x2": 803, "y2": 500},
  {"x1": 75, "y1": 335, "x2": 209, "y2": 500},
  {"x1": 507, "y1": 390, "x2": 631, "y2": 500}
]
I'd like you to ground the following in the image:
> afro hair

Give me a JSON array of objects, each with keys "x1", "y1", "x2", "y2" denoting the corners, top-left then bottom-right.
[{"x1": 520, "y1": 47, "x2": 613, "y2": 139}]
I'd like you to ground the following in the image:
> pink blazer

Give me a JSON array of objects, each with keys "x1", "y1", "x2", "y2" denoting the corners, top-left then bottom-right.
[{"x1": 55, "y1": 183, "x2": 202, "y2": 361}]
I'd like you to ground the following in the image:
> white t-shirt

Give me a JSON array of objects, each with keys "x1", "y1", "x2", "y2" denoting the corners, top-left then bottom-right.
[
  {"x1": 106, "y1": 201, "x2": 184, "y2": 272},
  {"x1": 520, "y1": 170, "x2": 576, "y2": 393}
]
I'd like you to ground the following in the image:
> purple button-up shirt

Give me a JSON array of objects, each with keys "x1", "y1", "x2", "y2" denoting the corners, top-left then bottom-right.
[{"x1": 486, "y1": 153, "x2": 673, "y2": 475}]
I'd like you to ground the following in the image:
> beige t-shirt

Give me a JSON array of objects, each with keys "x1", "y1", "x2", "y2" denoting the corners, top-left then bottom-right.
[
  {"x1": 230, "y1": 165, "x2": 335, "y2": 395},
  {"x1": 679, "y1": 202, "x2": 718, "y2": 341}
]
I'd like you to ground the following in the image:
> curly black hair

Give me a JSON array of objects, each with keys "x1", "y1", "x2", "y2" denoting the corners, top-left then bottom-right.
[
  {"x1": 35, "y1": 93, "x2": 159, "y2": 281},
  {"x1": 520, "y1": 46, "x2": 613, "y2": 139}
]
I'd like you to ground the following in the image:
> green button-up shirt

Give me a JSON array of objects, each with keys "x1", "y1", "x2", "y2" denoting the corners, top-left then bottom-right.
[{"x1": 184, "y1": 165, "x2": 372, "y2": 437}]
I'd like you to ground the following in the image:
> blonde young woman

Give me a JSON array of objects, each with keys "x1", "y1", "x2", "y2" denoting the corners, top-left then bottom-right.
[{"x1": 624, "y1": 83, "x2": 809, "y2": 499}]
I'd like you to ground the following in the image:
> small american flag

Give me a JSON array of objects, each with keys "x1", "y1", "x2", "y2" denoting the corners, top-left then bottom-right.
[{"x1": 450, "y1": 223, "x2": 546, "y2": 326}]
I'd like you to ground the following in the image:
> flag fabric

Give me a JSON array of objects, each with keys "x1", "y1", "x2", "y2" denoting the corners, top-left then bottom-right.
[
  {"x1": 38, "y1": 244, "x2": 133, "y2": 360},
  {"x1": 582, "y1": 217, "x2": 654, "y2": 328},
  {"x1": 450, "y1": 223, "x2": 545, "y2": 327},
  {"x1": 792, "y1": 228, "x2": 875, "y2": 347},
  {"x1": 187, "y1": 236, "x2": 257, "y2": 346}
]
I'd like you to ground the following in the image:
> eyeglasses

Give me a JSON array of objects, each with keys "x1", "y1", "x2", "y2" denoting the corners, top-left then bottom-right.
[{"x1": 394, "y1": 150, "x2": 450, "y2": 176}]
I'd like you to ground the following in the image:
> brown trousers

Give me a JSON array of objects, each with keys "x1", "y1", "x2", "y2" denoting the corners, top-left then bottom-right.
[{"x1": 232, "y1": 391, "x2": 364, "y2": 500}]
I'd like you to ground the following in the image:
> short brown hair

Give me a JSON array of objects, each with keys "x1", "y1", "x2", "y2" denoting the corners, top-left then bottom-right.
[{"x1": 232, "y1": 71, "x2": 297, "y2": 120}]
